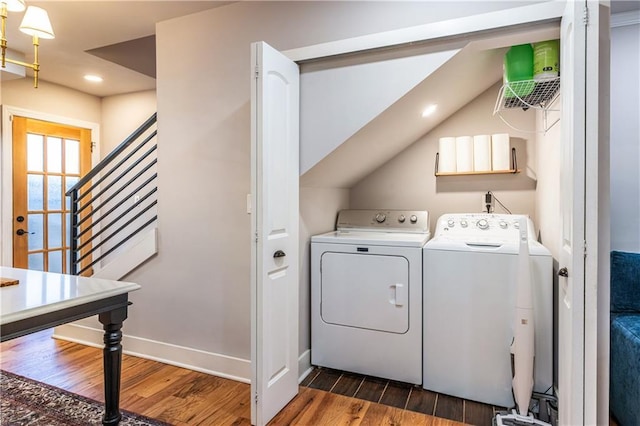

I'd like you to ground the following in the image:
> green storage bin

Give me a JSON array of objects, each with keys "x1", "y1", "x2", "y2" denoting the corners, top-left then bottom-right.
[
  {"x1": 503, "y1": 44, "x2": 534, "y2": 98},
  {"x1": 533, "y1": 39, "x2": 559, "y2": 80}
]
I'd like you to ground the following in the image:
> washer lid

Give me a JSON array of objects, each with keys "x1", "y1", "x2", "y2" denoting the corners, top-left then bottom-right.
[
  {"x1": 424, "y1": 237, "x2": 551, "y2": 256},
  {"x1": 312, "y1": 230, "x2": 431, "y2": 247}
]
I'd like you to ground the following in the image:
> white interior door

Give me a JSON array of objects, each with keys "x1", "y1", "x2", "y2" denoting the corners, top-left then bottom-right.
[
  {"x1": 558, "y1": 1, "x2": 607, "y2": 424},
  {"x1": 250, "y1": 41, "x2": 300, "y2": 426}
]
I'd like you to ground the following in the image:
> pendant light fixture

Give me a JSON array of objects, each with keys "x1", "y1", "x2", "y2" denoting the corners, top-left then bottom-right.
[{"x1": 1, "y1": 0, "x2": 55, "y2": 88}]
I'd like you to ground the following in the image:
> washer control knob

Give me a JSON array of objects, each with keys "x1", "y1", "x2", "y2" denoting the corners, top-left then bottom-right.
[
  {"x1": 447, "y1": 219, "x2": 455, "y2": 228},
  {"x1": 410, "y1": 215, "x2": 418, "y2": 223},
  {"x1": 460, "y1": 219, "x2": 468, "y2": 228},
  {"x1": 477, "y1": 219, "x2": 489, "y2": 230},
  {"x1": 499, "y1": 220, "x2": 508, "y2": 229},
  {"x1": 513, "y1": 221, "x2": 520, "y2": 229},
  {"x1": 398, "y1": 215, "x2": 406, "y2": 223},
  {"x1": 375, "y1": 213, "x2": 386, "y2": 223}
]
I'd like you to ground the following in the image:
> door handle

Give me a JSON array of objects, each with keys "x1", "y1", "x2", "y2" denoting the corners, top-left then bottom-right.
[
  {"x1": 16, "y1": 229, "x2": 34, "y2": 236},
  {"x1": 558, "y1": 267, "x2": 568, "y2": 278},
  {"x1": 273, "y1": 250, "x2": 286, "y2": 258}
]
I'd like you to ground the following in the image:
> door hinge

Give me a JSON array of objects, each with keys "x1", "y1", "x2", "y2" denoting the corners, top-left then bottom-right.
[
  {"x1": 90, "y1": 141, "x2": 96, "y2": 153},
  {"x1": 584, "y1": 240, "x2": 587, "y2": 258},
  {"x1": 254, "y1": 392, "x2": 259, "y2": 404},
  {"x1": 255, "y1": 231, "x2": 259, "y2": 243},
  {"x1": 583, "y1": 5, "x2": 589, "y2": 26},
  {"x1": 255, "y1": 66, "x2": 259, "y2": 79}
]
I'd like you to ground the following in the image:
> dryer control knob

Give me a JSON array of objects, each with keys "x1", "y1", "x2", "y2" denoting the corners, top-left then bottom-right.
[
  {"x1": 477, "y1": 219, "x2": 489, "y2": 230},
  {"x1": 447, "y1": 219, "x2": 455, "y2": 228},
  {"x1": 398, "y1": 215, "x2": 406, "y2": 223},
  {"x1": 375, "y1": 213, "x2": 387, "y2": 223},
  {"x1": 461, "y1": 220, "x2": 468, "y2": 228},
  {"x1": 499, "y1": 220, "x2": 508, "y2": 229},
  {"x1": 410, "y1": 215, "x2": 418, "y2": 223}
]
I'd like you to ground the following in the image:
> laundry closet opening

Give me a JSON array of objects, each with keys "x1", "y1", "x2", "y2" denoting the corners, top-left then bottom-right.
[{"x1": 296, "y1": 16, "x2": 564, "y2": 419}]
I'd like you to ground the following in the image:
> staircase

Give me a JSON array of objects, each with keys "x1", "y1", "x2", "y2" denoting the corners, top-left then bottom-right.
[{"x1": 66, "y1": 113, "x2": 158, "y2": 279}]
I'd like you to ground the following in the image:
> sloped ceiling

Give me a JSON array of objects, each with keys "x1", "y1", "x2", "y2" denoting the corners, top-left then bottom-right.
[
  {"x1": 299, "y1": 47, "x2": 459, "y2": 174},
  {"x1": 300, "y1": 44, "x2": 504, "y2": 188},
  {"x1": 300, "y1": 24, "x2": 561, "y2": 189},
  {"x1": 86, "y1": 36, "x2": 157, "y2": 79}
]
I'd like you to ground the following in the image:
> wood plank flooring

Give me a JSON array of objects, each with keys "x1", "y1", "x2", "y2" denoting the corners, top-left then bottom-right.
[
  {"x1": 0, "y1": 330, "x2": 467, "y2": 425},
  {"x1": 301, "y1": 368, "x2": 499, "y2": 426}
]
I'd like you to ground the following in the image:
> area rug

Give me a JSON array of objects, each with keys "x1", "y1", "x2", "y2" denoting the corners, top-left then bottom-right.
[{"x1": 0, "y1": 370, "x2": 171, "y2": 425}]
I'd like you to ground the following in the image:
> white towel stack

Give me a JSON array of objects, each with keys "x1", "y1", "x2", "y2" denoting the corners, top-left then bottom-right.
[
  {"x1": 491, "y1": 133, "x2": 511, "y2": 171},
  {"x1": 438, "y1": 133, "x2": 511, "y2": 173},
  {"x1": 455, "y1": 136, "x2": 474, "y2": 173},
  {"x1": 473, "y1": 135, "x2": 492, "y2": 172},
  {"x1": 438, "y1": 137, "x2": 457, "y2": 173}
]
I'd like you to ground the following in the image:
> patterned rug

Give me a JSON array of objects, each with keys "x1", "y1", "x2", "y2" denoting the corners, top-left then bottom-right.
[{"x1": 0, "y1": 370, "x2": 171, "y2": 425}]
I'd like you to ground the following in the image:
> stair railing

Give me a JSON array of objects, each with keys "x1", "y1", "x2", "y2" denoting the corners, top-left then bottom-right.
[{"x1": 66, "y1": 113, "x2": 158, "y2": 275}]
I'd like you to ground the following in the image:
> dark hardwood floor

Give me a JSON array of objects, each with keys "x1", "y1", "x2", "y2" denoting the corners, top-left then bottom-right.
[{"x1": 301, "y1": 368, "x2": 499, "y2": 426}]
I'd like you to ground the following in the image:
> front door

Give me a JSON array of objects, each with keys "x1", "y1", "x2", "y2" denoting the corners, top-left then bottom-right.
[
  {"x1": 12, "y1": 117, "x2": 91, "y2": 273},
  {"x1": 250, "y1": 41, "x2": 300, "y2": 426}
]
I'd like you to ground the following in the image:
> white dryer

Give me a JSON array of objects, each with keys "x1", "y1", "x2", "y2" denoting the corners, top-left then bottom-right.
[
  {"x1": 311, "y1": 209, "x2": 430, "y2": 385},
  {"x1": 423, "y1": 213, "x2": 553, "y2": 408}
]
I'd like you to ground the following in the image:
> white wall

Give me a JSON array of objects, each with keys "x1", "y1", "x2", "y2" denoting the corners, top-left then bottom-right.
[
  {"x1": 1, "y1": 79, "x2": 101, "y2": 124},
  {"x1": 101, "y1": 91, "x2": 157, "y2": 156},
  {"x1": 535, "y1": 97, "x2": 562, "y2": 259},
  {"x1": 610, "y1": 18, "x2": 640, "y2": 252},
  {"x1": 350, "y1": 82, "x2": 537, "y2": 232}
]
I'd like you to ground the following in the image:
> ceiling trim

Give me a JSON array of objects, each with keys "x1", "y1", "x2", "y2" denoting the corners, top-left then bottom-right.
[
  {"x1": 283, "y1": 2, "x2": 564, "y2": 63},
  {"x1": 611, "y1": 10, "x2": 640, "y2": 27}
]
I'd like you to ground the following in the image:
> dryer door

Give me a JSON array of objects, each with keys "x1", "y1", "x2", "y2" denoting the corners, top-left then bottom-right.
[{"x1": 320, "y1": 252, "x2": 409, "y2": 333}]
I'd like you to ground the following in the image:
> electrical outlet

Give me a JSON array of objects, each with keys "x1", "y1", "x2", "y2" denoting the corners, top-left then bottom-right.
[{"x1": 483, "y1": 192, "x2": 494, "y2": 213}]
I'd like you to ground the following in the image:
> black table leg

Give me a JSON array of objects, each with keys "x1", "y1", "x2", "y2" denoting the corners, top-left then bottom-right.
[{"x1": 99, "y1": 306, "x2": 128, "y2": 425}]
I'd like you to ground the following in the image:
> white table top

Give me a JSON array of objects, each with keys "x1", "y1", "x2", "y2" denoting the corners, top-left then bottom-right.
[{"x1": 0, "y1": 267, "x2": 141, "y2": 325}]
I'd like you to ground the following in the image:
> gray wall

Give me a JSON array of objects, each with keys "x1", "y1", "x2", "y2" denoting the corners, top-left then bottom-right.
[{"x1": 610, "y1": 19, "x2": 640, "y2": 252}]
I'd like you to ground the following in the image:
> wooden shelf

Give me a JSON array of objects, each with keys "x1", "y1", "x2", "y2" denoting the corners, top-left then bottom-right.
[
  {"x1": 435, "y1": 147, "x2": 519, "y2": 176},
  {"x1": 435, "y1": 169, "x2": 519, "y2": 177}
]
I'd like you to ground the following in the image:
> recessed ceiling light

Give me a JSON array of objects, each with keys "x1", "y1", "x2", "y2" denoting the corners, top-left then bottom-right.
[
  {"x1": 84, "y1": 74, "x2": 103, "y2": 83},
  {"x1": 422, "y1": 104, "x2": 437, "y2": 117}
]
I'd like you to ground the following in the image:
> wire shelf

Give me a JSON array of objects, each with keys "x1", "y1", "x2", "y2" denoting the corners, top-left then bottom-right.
[
  {"x1": 494, "y1": 76, "x2": 560, "y2": 112},
  {"x1": 493, "y1": 76, "x2": 561, "y2": 134}
]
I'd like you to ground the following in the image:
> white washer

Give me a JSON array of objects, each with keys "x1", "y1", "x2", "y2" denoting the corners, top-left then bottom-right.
[
  {"x1": 311, "y1": 209, "x2": 430, "y2": 385},
  {"x1": 423, "y1": 213, "x2": 553, "y2": 407}
]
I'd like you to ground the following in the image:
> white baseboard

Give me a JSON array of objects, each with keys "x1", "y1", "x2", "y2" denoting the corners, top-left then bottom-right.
[
  {"x1": 54, "y1": 323, "x2": 312, "y2": 386},
  {"x1": 53, "y1": 323, "x2": 250, "y2": 384},
  {"x1": 298, "y1": 349, "x2": 312, "y2": 384}
]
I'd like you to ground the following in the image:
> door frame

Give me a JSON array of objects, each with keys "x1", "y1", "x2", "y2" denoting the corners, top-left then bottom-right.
[
  {"x1": 279, "y1": 0, "x2": 606, "y2": 423},
  {"x1": 0, "y1": 105, "x2": 100, "y2": 267}
]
